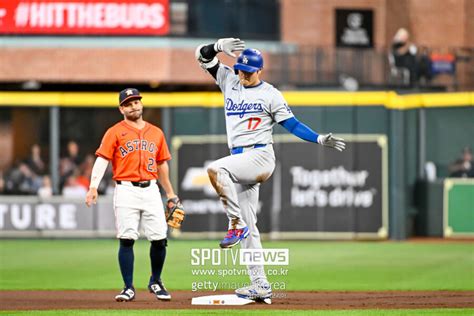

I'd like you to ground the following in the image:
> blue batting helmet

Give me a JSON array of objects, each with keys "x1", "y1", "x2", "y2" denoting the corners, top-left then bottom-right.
[{"x1": 233, "y1": 48, "x2": 263, "y2": 73}]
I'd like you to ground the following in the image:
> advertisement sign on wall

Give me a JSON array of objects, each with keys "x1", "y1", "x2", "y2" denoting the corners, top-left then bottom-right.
[
  {"x1": 0, "y1": 197, "x2": 116, "y2": 237},
  {"x1": 278, "y1": 139, "x2": 385, "y2": 235},
  {"x1": 172, "y1": 135, "x2": 388, "y2": 239},
  {"x1": 443, "y1": 179, "x2": 474, "y2": 237},
  {"x1": 335, "y1": 9, "x2": 374, "y2": 48},
  {"x1": 0, "y1": 0, "x2": 169, "y2": 35}
]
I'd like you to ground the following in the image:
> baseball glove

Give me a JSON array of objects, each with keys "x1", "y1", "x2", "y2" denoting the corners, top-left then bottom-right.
[{"x1": 166, "y1": 197, "x2": 185, "y2": 229}]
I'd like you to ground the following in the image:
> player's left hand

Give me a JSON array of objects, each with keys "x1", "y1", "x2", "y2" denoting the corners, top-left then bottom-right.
[
  {"x1": 165, "y1": 196, "x2": 185, "y2": 229},
  {"x1": 215, "y1": 38, "x2": 245, "y2": 57},
  {"x1": 317, "y1": 133, "x2": 346, "y2": 152}
]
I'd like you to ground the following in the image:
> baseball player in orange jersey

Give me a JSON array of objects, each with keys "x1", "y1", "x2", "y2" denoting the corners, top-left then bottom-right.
[{"x1": 85, "y1": 88, "x2": 178, "y2": 302}]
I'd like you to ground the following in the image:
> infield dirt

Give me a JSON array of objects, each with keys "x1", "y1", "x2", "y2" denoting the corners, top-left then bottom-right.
[{"x1": 1, "y1": 290, "x2": 473, "y2": 310}]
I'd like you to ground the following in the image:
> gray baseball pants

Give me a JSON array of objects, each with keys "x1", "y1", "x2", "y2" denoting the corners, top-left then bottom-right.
[{"x1": 207, "y1": 144, "x2": 275, "y2": 284}]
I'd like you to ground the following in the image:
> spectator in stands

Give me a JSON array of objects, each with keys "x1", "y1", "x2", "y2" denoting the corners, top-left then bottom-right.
[
  {"x1": 24, "y1": 144, "x2": 46, "y2": 176},
  {"x1": 0, "y1": 170, "x2": 5, "y2": 194},
  {"x1": 67, "y1": 140, "x2": 82, "y2": 165},
  {"x1": 449, "y1": 146, "x2": 474, "y2": 178},
  {"x1": 391, "y1": 28, "x2": 432, "y2": 86},
  {"x1": 76, "y1": 154, "x2": 94, "y2": 191},
  {"x1": 60, "y1": 140, "x2": 82, "y2": 191},
  {"x1": 62, "y1": 173, "x2": 87, "y2": 198},
  {"x1": 37, "y1": 175, "x2": 53, "y2": 198},
  {"x1": 4, "y1": 162, "x2": 42, "y2": 195},
  {"x1": 76, "y1": 153, "x2": 112, "y2": 194}
]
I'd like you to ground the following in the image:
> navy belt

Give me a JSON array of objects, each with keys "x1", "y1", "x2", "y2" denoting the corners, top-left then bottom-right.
[
  {"x1": 116, "y1": 180, "x2": 152, "y2": 188},
  {"x1": 231, "y1": 144, "x2": 266, "y2": 155}
]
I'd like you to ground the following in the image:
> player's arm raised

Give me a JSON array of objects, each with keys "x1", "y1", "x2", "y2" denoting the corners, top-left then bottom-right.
[
  {"x1": 85, "y1": 156, "x2": 109, "y2": 207},
  {"x1": 195, "y1": 38, "x2": 245, "y2": 79}
]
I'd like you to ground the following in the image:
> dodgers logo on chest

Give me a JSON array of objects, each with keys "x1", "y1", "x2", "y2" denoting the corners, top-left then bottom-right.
[{"x1": 225, "y1": 98, "x2": 264, "y2": 118}]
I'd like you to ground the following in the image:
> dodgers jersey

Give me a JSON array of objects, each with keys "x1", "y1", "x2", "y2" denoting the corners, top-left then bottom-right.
[{"x1": 216, "y1": 64, "x2": 294, "y2": 148}]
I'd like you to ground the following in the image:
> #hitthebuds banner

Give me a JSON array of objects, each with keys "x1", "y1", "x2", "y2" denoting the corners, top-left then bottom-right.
[{"x1": 0, "y1": 0, "x2": 169, "y2": 35}]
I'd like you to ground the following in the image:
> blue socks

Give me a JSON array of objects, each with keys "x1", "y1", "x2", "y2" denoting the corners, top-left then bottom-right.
[
  {"x1": 149, "y1": 239, "x2": 167, "y2": 283},
  {"x1": 118, "y1": 238, "x2": 167, "y2": 288},
  {"x1": 118, "y1": 239, "x2": 135, "y2": 288}
]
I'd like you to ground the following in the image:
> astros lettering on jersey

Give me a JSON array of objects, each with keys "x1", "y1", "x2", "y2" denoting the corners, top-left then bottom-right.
[{"x1": 96, "y1": 121, "x2": 171, "y2": 181}]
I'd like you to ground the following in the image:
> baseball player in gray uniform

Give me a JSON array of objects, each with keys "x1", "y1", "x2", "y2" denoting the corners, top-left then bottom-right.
[{"x1": 195, "y1": 38, "x2": 345, "y2": 302}]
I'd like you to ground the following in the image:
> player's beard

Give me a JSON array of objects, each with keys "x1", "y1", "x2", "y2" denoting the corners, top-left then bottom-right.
[{"x1": 125, "y1": 109, "x2": 143, "y2": 121}]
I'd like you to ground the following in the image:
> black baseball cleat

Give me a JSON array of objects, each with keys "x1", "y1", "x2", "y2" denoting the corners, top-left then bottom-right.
[
  {"x1": 115, "y1": 287, "x2": 136, "y2": 302},
  {"x1": 148, "y1": 279, "x2": 171, "y2": 300}
]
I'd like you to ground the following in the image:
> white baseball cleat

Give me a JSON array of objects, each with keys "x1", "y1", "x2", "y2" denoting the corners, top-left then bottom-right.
[
  {"x1": 115, "y1": 287, "x2": 135, "y2": 302},
  {"x1": 148, "y1": 279, "x2": 171, "y2": 300},
  {"x1": 235, "y1": 281, "x2": 272, "y2": 301}
]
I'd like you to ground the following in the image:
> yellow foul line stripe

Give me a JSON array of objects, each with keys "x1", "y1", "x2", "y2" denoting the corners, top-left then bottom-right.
[{"x1": 0, "y1": 91, "x2": 472, "y2": 109}]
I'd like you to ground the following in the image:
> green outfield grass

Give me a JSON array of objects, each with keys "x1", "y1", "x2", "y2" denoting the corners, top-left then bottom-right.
[
  {"x1": 0, "y1": 239, "x2": 473, "y2": 291},
  {"x1": 1, "y1": 309, "x2": 474, "y2": 316}
]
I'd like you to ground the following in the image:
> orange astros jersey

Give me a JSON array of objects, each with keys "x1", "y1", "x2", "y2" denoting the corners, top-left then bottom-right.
[{"x1": 96, "y1": 121, "x2": 171, "y2": 181}]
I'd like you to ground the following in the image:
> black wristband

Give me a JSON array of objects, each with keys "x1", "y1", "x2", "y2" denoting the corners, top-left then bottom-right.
[{"x1": 200, "y1": 43, "x2": 218, "y2": 60}]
